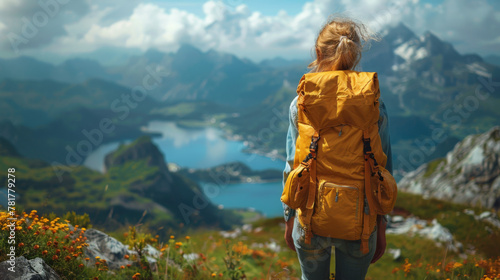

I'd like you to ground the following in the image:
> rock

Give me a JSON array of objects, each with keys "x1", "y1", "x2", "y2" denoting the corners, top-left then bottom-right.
[
  {"x1": 463, "y1": 209, "x2": 475, "y2": 216},
  {"x1": 398, "y1": 126, "x2": 500, "y2": 209},
  {"x1": 79, "y1": 226, "x2": 173, "y2": 272},
  {"x1": 386, "y1": 216, "x2": 462, "y2": 252},
  {"x1": 462, "y1": 210, "x2": 500, "y2": 229},
  {"x1": 183, "y1": 253, "x2": 200, "y2": 262},
  {"x1": 250, "y1": 241, "x2": 281, "y2": 253},
  {"x1": 388, "y1": 248, "x2": 401, "y2": 260},
  {"x1": 266, "y1": 241, "x2": 281, "y2": 253},
  {"x1": 0, "y1": 256, "x2": 61, "y2": 280},
  {"x1": 82, "y1": 228, "x2": 135, "y2": 270},
  {"x1": 419, "y1": 219, "x2": 454, "y2": 244},
  {"x1": 142, "y1": 244, "x2": 161, "y2": 265},
  {"x1": 242, "y1": 224, "x2": 252, "y2": 232},
  {"x1": 391, "y1": 215, "x2": 405, "y2": 223},
  {"x1": 479, "y1": 211, "x2": 492, "y2": 219},
  {"x1": 219, "y1": 227, "x2": 242, "y2": 239},
  {"x1": 67, "y1": 224, "x2": 180, "y2": 273}
]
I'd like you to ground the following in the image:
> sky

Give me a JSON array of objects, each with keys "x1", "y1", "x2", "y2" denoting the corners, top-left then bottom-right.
[{"x1": 0, "y1": 0, "x2": 499, "y2": 64}]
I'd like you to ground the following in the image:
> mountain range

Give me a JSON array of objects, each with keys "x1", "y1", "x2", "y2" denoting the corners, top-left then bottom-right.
[
  {"x1": 224, "y1": 23, "x2": 500, "y2": 177},
  {"x1": 0, "y1": 22, "x2": 498, "y2": 174}
]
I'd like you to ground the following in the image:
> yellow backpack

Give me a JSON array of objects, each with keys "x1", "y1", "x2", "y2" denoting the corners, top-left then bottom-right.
[{"x1": 281, "y1": 70, "x2": 397, "y2": 254}]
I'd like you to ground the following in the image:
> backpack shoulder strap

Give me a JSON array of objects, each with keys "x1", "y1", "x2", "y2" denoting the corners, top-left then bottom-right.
[
  {"x1": 361, "y1": 130, "x2": 376, "y2": 254},
  {"x1": 302, "y1": 130, "x2": 319, "y2": 244}
]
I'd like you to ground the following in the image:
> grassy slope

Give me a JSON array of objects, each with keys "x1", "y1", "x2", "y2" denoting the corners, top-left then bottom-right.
[
  {"x1": 1, "y1": 168, "x2": 499, "y2": 279},
  {"x1": 97, "y1": 192, "x2": 500, "y2": 279},
  {"x1": 0, "y1": 155, "x2": 175, "y2": 232}
]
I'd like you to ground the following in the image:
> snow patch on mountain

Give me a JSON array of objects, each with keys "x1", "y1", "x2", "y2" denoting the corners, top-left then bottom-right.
[
  {"x1": 466, "y1": 63, "x2": 492, "y2": 78},
  {"x1": 395, "y1": 42, "x2": 428, "y2": 63}
]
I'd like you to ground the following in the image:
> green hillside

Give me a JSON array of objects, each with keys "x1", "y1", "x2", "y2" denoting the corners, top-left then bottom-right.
[
  {"x1": 0, "y1": 137, "x2": 240, "y2": 235},
  {"x1": 1, "y1": 192, "x2": 499, "y2": 279}
]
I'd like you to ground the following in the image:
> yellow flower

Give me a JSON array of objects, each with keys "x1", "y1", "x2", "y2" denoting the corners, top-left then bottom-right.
[
  {"x1": 170, "y1": 235, "x2": 175, "y2": 239},
  {"x1": 211, "y1": 272, "x2": 216, "y2": 277},
  {"x1": 453, "y1": 262, "x2": 463, "y2": 269}
]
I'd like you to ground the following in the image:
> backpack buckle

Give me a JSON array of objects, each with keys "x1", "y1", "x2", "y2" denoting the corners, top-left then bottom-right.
[
  {"x1": 363, "y1": 137, "x2": 371, "y2": 155},
  {"x1": 309, "y1": 135, "x2": 320, "y2": 152},
  {"x1": 302, "y1": 153, "x2": 313, "y2": 163}
]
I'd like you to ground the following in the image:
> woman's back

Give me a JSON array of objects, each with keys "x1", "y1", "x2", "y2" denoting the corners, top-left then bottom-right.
[{"x1": 281, "y1": 16, "x2": 394, "y2": 280}]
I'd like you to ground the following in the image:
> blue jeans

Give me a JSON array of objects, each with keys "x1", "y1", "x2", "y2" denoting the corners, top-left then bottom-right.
[{"x1": 292, "y1": 216, "x2": 377, "y2": 280}]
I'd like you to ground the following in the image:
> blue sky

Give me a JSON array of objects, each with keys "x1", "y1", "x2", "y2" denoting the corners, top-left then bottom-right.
[
  {"x1": 0, "y1": 0, "x2": 498, "y2": 63},
  {"x1": 153, "y1": 0, "x2": 499, "y2": 17},
  {"x1": 151, "y1": 0, "x2": 500, "y2": 17},
  {"x1": 151, "y1": 0, "x2": 307, "y2": 16}
]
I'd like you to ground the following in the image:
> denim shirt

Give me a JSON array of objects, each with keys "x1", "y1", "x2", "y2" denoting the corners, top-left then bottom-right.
[{"x1": 282, "y1": 95, "x2": 393, "y2": 222}]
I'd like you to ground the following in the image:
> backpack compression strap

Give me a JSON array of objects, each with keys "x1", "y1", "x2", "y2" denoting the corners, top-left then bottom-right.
[
  {"x1": 303, "y1": 130, "x2": 320, "y2": 245},
  {"x1": 362, "y1": 130, "x2": 376, "y2": 254}
]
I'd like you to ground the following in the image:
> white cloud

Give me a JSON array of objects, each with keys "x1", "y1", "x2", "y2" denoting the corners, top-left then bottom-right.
[
  {"x1": 0, "y1": 0, "x2": 90, "y2": 54},
  {"x1": 39, "y1": 0, "x2": 335, "y2": 59},
  {"x1": 423, "y1": 0, "x2": 500, "y2": 55},
  {"x1": 0, "y1": 0, "x2": 498, "y2": 60}
]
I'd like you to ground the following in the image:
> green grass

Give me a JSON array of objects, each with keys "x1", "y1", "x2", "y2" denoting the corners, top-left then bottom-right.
[
  {"x1": 2, "y1": 191, "x2": 500, "y2": 280},
  {"x1": 423, "y1": 158, "x2": 446, "y2": 178},
  {"x1": 395, "y1": 192, "x2": 500, "y2": 259}
]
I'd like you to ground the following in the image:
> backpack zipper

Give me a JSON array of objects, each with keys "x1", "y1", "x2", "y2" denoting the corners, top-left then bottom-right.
[
  {"x1": 323, "y1": 183, "x2": 357, "y2": 190},
  {"x1": 321, "y1": 183, "x2": 359, "y2": 221},
  {"x1": 322, "y1": 183, "x2": 357, "y2": 204}
]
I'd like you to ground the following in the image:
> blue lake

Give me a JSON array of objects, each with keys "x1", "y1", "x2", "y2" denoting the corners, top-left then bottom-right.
[{"x1": 84, "y1": 121, "x2": 286, "y2": 218}]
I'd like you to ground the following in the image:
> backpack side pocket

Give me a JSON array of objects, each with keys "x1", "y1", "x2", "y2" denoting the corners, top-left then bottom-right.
[
  {"x1": 369, "y1": 166, "x2": 398, "y2": 215},
  {"x1": 281, "y1": 163, "x2": 310, "y2": 210}
]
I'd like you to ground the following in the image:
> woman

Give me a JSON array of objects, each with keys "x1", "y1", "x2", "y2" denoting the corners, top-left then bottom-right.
[{"x1": 282, "y1": 17, "x2": 393, "y2": 280}]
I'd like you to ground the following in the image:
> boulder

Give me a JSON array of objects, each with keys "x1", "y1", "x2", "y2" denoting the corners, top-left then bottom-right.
[
  {"x1": 72, "y1": 225, "x2": 167, "y2": 271},
  {"x1": 81, "y1": 227, "x2": 135, "y2": 270},
  {"x1": 0, "y1": 256, "x2": 61, "y2": 280}
]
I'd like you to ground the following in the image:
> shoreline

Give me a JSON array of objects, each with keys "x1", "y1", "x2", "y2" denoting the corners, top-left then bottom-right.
[{"x1": 217, "y1": 125, "x2": 287, "y2": 163}]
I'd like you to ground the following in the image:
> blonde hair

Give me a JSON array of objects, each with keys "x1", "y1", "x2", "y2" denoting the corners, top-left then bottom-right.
[{"x1": 308, "y1": 17, "x2": 376, "y2": 73}]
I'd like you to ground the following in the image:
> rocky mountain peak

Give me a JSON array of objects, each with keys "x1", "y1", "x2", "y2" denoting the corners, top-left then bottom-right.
[
  {"x1": 420, "y1": 31, "x2": 461, "y2": 60},
  {"x1": 104, "y1": 136, "x2": 172, "y2": 182},
  {"x1": 176, "y1": 43, "x2": 204, "y2": 58},
  {"x1": 398, "y1": 126, "x2": 500, "y2": 209},
  {"x1": 385, "y1": 22, "x2": 418, "y2": 46}
]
